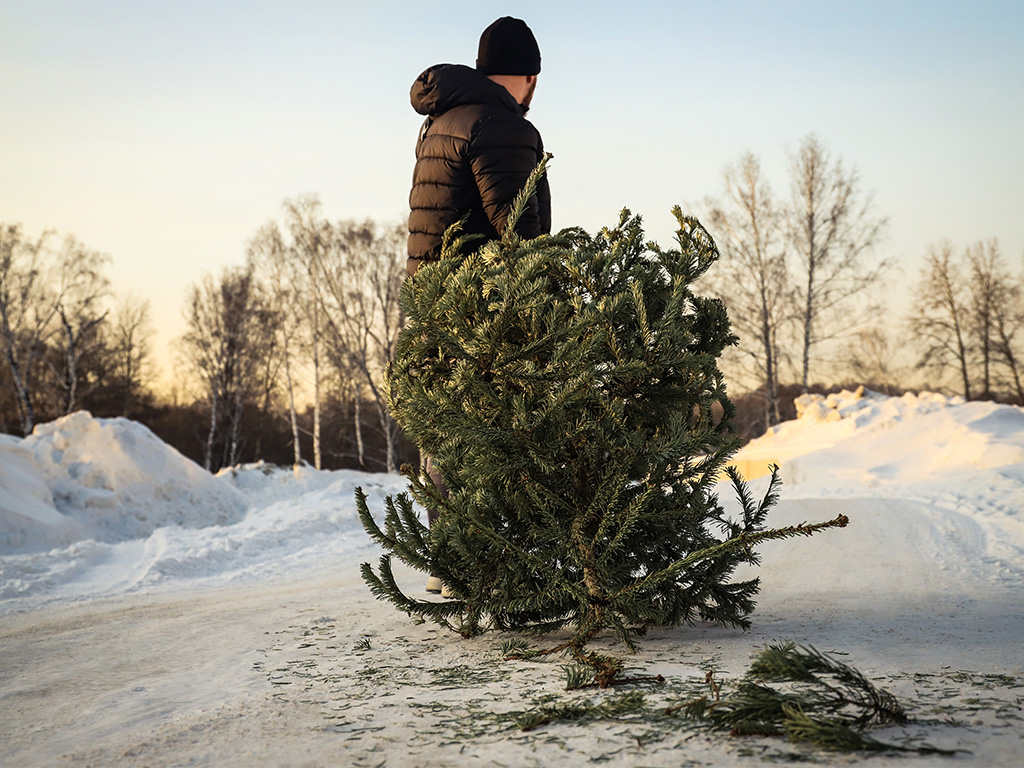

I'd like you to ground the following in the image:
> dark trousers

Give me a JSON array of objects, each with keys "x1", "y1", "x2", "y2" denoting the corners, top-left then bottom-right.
[{"x1": 422, "y1": 452, "x2": 448, "y2": 527}]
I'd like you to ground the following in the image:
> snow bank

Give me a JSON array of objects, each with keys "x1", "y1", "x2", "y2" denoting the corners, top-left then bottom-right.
[
  {"x1": 2, "y1": 412, "x2": 247, "y2": 553},
  {"x1": 215, "y1": 461, "x2": 340, "y2": 504},
  {"x1": 134, "y1": 470, "x2": 403, "y2": 586},
  {"x1": 0, "y1": 413, "x2": 409, "y2": 608},
  {"x1": 4, "y1": 393, "x2": 1024, "y2": 615},
  {"x1": 738, "y1": 388, "x2": 1024, "y2": 486},
  {"x1": 1, "y1": 434, "x2": 83, "y2": 552},
  {"x1": 732, "y1": 388, "x2": 1024, "y2": 595}
]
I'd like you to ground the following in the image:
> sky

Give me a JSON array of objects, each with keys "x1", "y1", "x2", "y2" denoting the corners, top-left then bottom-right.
[{"x1": 2, "y1": 0, "x2": 1022, "y2": 390}]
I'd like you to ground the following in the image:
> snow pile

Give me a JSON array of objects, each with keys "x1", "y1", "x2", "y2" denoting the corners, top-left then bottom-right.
[
  {"x1": 733, "y1": 388, "x2": 1024, "y2": 595},
  {"x1": 738, "y1": 388, "x2": 1024, "y2": 488},
  {"x1": 1, "y1": 412, "x2": 248, "y2": 554},
  {"x1": 0, "y1": 433, "x2": 81, "y2": 552},
  {"x1": 133, "y1": 469, "x2": 403, "y2": 586},
  {"x1": 0, "y1": 413, "x2": 407, "y2": 607},
  {"x1": 216, "y1": 461, "x2": 341, "y2": 504}
]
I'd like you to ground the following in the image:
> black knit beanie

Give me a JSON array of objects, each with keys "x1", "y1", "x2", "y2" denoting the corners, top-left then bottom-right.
[{"x1": 476, "y1": 17, "x2": 541, "y2": 76}]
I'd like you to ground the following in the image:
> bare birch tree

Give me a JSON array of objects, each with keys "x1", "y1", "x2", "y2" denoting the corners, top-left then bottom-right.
[
  {"x1": 50, "y1": 236, "x2": 111, "y2": 415},
  {"x1": 969, "y1": 240, "x2": 1024, "y2": 403},
  {"x1": 182, "y1": 274, "x2": 225, "y2": 470},
  {"x1": 965, "y1": 239, "x2": 1004, "y2": 400},
  {"x1": 240, "y1": 199, "x2": 408, "y2": 471},
  {"x1": 0, "y1": 225, "x2": 112, "y2": 432},
  {"x1": 281, "y1": 196, "x2": 334, "y2": 471},
  {"x1": 181, "y1": 266, "x2": 276, "y2": 471},
  {"x1": 992, "y1": 270, "x2": 1024, "y2": 403},
  {"x1": 706, "y1": 152, "x2": 792, "y2": 430},
  {"x1": 315, "y1": 219, "x2": 406, "y2": 473},
  {"x1": 109, "y1": 294, "x2": 155, "y2": 416},
  {"x1": 910, "y1": 242, "x2": 973, "y2": 398},
  {"x1": 248, "y1": 222, "x2": 305, "y2": 467},
  {"x1": 0, "y1": 224, "x2": 56, "y2": 433},
  {"x1": 787, "y1": 134, "x2": 888, "y2": 392},
  {"x1": 324, "y1": 341, "x2": 366, "y2": 467}
]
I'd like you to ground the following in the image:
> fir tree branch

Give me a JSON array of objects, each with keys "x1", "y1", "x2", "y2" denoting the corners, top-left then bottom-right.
[
  {"x1": 359, "y1": 555, "x2": 465, "y2": 628},
  {"x1": 503, "y1": 154, "x2": 552, "y2": 241},
  {"x1": 751, "y1": 642, "x2": 906, "y2": 726},
  {"x1": 679, "y1": 643, "x2": 964, "y2": 755},
  {"x1": 616, "y1": 515, "x2": 849, "y2": 601},
  {"x1": 513, "y1": 690, "x2": 647, "y2": 732}
]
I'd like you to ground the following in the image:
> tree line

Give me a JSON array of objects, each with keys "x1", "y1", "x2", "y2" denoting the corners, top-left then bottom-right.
[
  {"x1": 1, "y1": 201, "x2": 415, "y2": 474},
  {"x1": 1, "y1": 224, "x2": 152, "y2": 434},
  {"x1": 3, "y1": 138, "x2": 1021, "y2": 467},
  {"x1": 177, "y1": 196, "x2": 411, "y2": 473},
  {"x1": 911, "y1": 239, "x2": 1024, "y2": 403},
  {"x1": 706, "y1": 134, "x2": 1022, "y2": 439}
]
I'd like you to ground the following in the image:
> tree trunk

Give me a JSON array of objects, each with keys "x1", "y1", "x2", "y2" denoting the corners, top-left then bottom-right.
[
  {"x1": 957, "y1": 339, "x2": 971, "y2": 399},
  {"x1": 376, "y1": 399, "x2": 396, "y2": 474},
  {"x1": 354, "y1": 383, "x2": 365, "y2": 468},
  {"x1": 982, "y1": 333, "x2": 991, "y2": 399},
  {"x1": 284, "y1": 348, "x2": 302, "y2": 467},
  {"x1": 205, "y1": 387, "x2": 218, "y2": 472},
  {"x1": 801, "y1": 222, "x2": 815, "y2": 394},
  {"x1": 953, "y1": 313, "x2": 972, "y2": 400},
  {"x1": 995, "y1": 319, "x2": 1024, "y2": 404},
  {"x1": 312, "y1": 310, "x2": 322, "y2": 471},
  {"x1": 760, "y1": 299, "x2": 779, "y2": 429},
  {"x1": 122, "y1": 350, "x2": 134, "y2": 416},
  {"x1": 386, "y1": 417, "x2": 397, "y2": 474},
  {"x1": 5, "y1": 346, "x2": 35, "y2": 435},
  {"x1": 60, "y1": 308, "x2": 77, "y2": 415},
  {"x1": 229, "y1": 386, "x2": 243, "y2": 467},
  {"x1": 1007, "y1": 349, "x2": 1024, "y2": 404}
]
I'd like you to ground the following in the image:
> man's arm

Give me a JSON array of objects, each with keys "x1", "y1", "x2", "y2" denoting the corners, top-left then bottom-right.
[{"x1": 468, "y1": 117, "x2": 545, "y2": 239}]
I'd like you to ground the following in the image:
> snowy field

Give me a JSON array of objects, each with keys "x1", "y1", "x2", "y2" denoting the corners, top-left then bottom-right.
[{"x1": 1, "y1": 391, "x2": 1022, "y2": 767}]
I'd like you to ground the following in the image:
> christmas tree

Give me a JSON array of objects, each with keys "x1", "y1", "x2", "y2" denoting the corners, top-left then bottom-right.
[{"x1": 359, "y1": 160, "x2": 846, "y2": 683}]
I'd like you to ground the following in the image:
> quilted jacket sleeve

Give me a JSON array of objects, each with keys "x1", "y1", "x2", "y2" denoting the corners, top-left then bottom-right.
[{"x1": 468, "y1": 115, "x2": 548, "y2": 240}]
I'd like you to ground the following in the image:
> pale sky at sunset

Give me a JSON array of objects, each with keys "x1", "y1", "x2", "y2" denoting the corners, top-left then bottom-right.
[{"x1": 2, "y1": 0, "x2": 1022, "y2": 389}]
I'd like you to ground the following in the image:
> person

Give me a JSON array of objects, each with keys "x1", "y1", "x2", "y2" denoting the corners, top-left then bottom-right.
[
  {"x1": 406, "y1": 17, "x2": 551, "y2": 594},
  {"x1": 407, "y1": 16, "x2": 551, "y2": 277}
]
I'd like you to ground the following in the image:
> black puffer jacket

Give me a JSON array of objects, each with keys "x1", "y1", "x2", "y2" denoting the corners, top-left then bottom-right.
[{"x1": 407, "y1": 64, "x2": 551, "y2": 275}]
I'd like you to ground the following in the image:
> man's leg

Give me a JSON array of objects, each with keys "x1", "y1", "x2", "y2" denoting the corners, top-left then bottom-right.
[
  {"x1": 422, "y1": 452, "x2": 448, "y2": 594},
  {"x1": 423, "y1": 452, "x2": 447, "y2": 527}
]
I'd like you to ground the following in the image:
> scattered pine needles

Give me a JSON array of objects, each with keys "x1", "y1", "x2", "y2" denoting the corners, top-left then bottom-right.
[{"x1": 678, "y1": 642, "x2": 964, "y2": 755}]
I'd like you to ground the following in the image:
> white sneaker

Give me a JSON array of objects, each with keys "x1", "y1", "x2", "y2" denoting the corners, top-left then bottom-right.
[{"x1": 425, "y1": 576, "x2": 442, "y2": 594}]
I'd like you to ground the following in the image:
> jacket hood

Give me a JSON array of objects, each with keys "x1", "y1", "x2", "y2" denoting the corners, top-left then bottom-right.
[{"x1": 410, "y1": 64, "x2": 524, "y2": 117}]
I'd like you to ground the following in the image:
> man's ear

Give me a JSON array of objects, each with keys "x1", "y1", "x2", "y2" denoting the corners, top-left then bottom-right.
[{"x1": 526, "y1": 75, "x2": 537, "y2": 85}]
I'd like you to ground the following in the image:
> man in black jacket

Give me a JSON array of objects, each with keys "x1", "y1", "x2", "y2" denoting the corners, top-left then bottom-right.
[
  {"x1": 407, "y1": 18, "x2": 550, "y2": 594},
  {"x1": 406, "y1": 16, "x2": 551, "y2": 276}
]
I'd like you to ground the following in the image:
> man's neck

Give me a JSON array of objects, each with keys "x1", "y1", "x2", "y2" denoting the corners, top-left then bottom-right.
[{"x1": 487, "y1": 74, "x2": 535, "y2": 109}]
